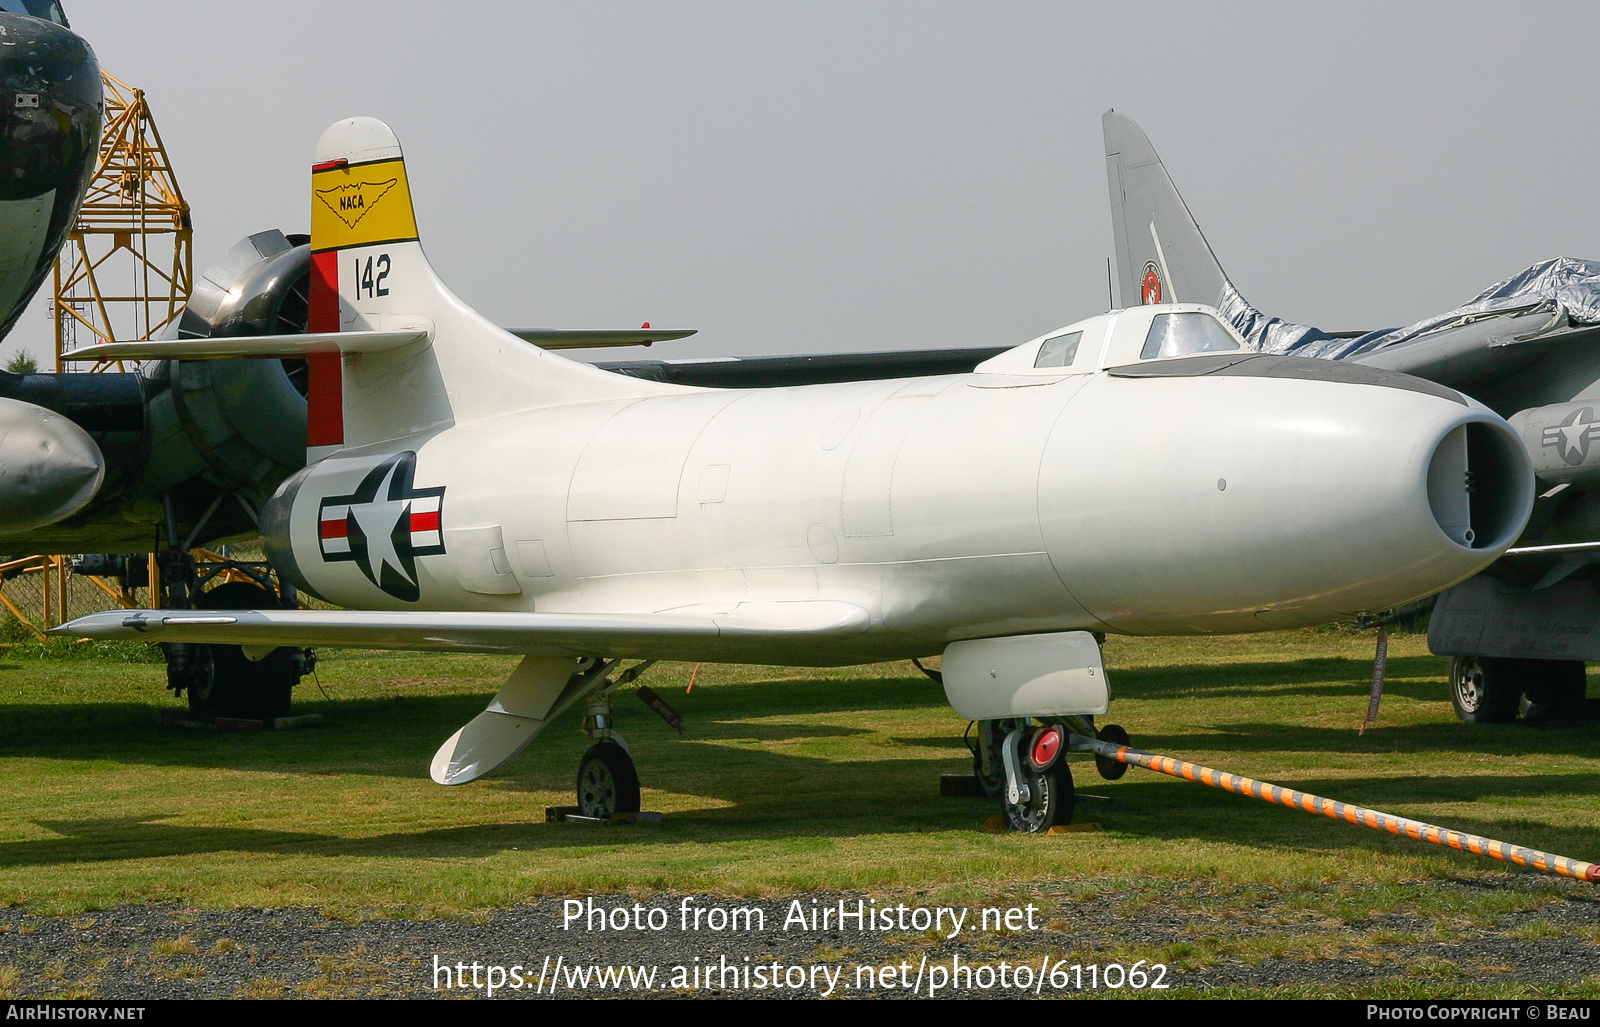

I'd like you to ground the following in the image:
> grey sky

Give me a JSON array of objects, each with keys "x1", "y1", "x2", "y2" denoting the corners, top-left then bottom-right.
[{"x1": 8, "y1": 1, "x2": 1600, "y2": 366}]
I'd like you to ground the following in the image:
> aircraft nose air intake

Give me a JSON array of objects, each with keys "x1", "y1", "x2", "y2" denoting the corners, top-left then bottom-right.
[
  {"x1": 1035, "y1": 373, "x2": 1536, "y2": 634},
  {"x1": 1426, "y1": 419, "x2": 1530, "y2": 551}
]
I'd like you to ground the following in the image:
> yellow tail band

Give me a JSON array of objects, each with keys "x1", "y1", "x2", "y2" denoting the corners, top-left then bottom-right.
[{"x1": 310, "y1": 157, "x2": 418, "y2": 253}]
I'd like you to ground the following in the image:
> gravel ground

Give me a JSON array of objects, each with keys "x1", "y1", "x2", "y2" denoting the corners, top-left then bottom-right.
[{"x1": 4, "y1": 879, "x2": 1599, "y2": 999}]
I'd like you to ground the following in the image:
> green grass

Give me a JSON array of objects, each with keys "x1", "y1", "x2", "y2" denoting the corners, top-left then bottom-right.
[{"x1": 0, "y1": 628, "x2": 1594, "y2": 920}]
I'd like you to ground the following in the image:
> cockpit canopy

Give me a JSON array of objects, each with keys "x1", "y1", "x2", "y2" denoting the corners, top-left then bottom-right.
[{"x1": 974, "y1": 304, "x2": 1246, "y2": 377}]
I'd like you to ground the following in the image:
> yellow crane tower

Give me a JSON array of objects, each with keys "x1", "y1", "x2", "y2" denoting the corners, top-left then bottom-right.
[
  {"x1": 52, "y1": 69, "x2": 192, "y2": 371},
  {"x1": 1, "y1": 69, "x2": 197, "y2": 637}
]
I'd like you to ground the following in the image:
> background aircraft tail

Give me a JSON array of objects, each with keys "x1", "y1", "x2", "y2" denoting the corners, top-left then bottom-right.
[
  {"x1": 1104, "y1": 110, "x2": 1335, "y2": 356},
  {"x1": 1103, "y1": 110, "x2": 1232, "y2": 310},
  {"x1": 306, "y1": 117, "x2": 658, "y2": 460}
]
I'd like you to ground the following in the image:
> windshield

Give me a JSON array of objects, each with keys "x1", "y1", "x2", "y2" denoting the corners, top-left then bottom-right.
[
  {"x1": 1140, "y1": 312, "x2": 1240, "y2": 360},
  {"x1": 0, "y1": 1, "x2": 67, "y2": 26},
  {"x1": 1034, "y1": 331, "x2": 1082, "y2": 368}
]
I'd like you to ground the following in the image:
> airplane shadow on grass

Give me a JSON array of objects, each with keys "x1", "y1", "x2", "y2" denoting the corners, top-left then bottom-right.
[
  {"x1": 1109, "y1": 655, "x2": 1452, "y2": 702},
  {"x1": 2, "y1": 663, "x2": 1598, "y2": 869},
  {"x1": 1079, "y1": 769, "x2": 1600, "y2": 869},
  {"x1": 1129, "y1": 719, "x2": 1600, "y2": 759},
  {"x1": 0, "y1": 672, "x2": 949, "y2": 774},
  {"x1": 9, "y1": 764, "x2": 1600, "y2": 870}
]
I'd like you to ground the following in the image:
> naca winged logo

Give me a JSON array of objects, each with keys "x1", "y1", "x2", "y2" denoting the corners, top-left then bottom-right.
[
  {"x1": 313, "y1": 178, "x2": 397, "y2": 230},
  {"x1": 317, "y1": 452, "x2": 445, "y2": 602}
]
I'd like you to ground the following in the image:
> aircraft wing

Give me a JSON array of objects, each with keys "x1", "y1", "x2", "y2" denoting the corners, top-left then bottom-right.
[
  {"x1": 51, "y1": 602, "x2": 871, "y2": 661},
  {"x1": 1346, "y1": 310, "x2": 1600, "y2": 397}
]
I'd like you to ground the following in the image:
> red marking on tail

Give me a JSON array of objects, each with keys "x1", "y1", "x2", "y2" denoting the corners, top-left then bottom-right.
[{"x1": 307, "y1": 250, "x2": 344, "y2": 447}]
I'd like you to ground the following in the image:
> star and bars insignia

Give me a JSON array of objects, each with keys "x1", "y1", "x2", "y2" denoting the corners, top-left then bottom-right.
[
  {"x1": 317, "y1": 451, "x2": 445, "y2": 602},
  {"x1": 1542, "y1": 406, "x2": 1600, "y2": 467}
]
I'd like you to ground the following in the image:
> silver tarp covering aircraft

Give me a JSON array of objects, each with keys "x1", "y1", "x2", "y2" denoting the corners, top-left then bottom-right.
[{"x1": 1105, "y1": 111, "x2": 1600, "y2": 726}]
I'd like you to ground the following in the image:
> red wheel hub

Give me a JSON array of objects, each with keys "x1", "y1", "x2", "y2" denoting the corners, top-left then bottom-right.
[{"x1": 1030, "y1": 726, "x2": 1062, "y2": 769}]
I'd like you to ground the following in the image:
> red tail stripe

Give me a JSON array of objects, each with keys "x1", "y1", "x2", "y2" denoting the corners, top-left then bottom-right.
[{"x1": 307, "y1": 249, "x2": 343, "y2": 447}]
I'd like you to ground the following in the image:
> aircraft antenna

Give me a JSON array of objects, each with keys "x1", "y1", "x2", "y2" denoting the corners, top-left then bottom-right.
[{"x1": 50, "y1": 70, "x2": 193, "y2": 372}]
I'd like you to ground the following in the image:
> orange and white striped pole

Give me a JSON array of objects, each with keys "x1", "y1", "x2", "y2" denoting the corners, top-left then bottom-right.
[{"x1": 1068, "y1": 734, "x2": 1599, "y2": 883}]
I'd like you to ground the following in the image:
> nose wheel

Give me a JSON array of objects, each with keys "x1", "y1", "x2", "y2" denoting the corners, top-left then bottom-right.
[
  {"x1": 998, "y1": 724, "x2": 1076, "y2": 833},
  {"x1": 1002, "y1": 759, "x2": 1074, "y2": 833}
]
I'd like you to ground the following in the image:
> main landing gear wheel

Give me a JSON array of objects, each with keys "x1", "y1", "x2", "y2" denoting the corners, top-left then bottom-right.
[
  {"x1": 1449, "y1": 656, "x2": 1521, "y2": 724},
  {"x1": 185, "y1": 581, "x2": 300, "y2": 721},
  {"x1": 1003, "y1": 760, "x2": 1074, "y2": 834},
  {"x1": 576, "y1": 741, "x2": 640, "y2": 818},
  {"x1": 1094, "y1": 723, "x2": 1130, "y2": 780},
  {"x1": 1519, "y1": 659, "x2": 1588, "y2": 724}
]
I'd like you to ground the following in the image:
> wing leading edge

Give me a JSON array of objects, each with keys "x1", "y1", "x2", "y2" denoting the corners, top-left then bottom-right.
[{"x1": 52, "y1": 601, "x2": 872, "y2": 662}]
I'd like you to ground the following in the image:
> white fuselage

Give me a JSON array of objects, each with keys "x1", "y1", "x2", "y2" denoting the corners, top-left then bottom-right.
[{"x1": 268, "y1": 305, "x2": 1527, "y2": 666}]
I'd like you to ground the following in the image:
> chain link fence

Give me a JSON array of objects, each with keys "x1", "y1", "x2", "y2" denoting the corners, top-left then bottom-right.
[{"x1": 0, "y1": 544, "x2": 287, "y2": 643}]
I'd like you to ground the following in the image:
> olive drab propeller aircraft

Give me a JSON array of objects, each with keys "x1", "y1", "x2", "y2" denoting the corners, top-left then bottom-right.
[{"x1": 57, "y1": 117, "x2": 1536, "y2": 832}]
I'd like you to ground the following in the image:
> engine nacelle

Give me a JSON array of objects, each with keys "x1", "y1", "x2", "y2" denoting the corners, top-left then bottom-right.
[
  {"x1": 0, "y1": 396, "x2": 103, "y2": 534},
  {"x1": 0, "y1": 231, "x2": 312, "y2": 553}
]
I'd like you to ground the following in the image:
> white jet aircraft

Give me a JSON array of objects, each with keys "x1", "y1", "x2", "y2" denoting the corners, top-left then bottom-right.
[{"x1": 58, "y1": 117, "x2": 1535, "y2": 832}]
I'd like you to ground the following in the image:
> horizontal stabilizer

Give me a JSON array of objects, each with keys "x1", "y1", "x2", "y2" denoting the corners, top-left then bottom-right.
[
  {"x1": 509, "y1": 328, "x2": 696, "y2": 349},
  {"x1": 50, "y1": 601, "x2": 870, "y2": 660},
  {"x1": 59, "y1": 328, "x2": 431, "y2": 363},
  {"x1": 600, "y1": 346, "x2": 1010, "y2": 388}
]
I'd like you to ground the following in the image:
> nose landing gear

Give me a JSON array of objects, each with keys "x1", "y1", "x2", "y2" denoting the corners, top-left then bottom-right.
[{"x1": 983, "y1": 719, "x2": 1133, "y2": 833}]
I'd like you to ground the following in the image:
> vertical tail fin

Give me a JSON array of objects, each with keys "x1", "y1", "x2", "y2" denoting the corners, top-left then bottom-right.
[
  {"x1": 304, "y1": 117, "x2": 651, "y2": 461},
  {"x1": 1103, "y1": 111, "x2": 1337, "y2": 356},
  {"x1": 1103, "y1": 111, "x2": 1232, "y2": 310}
]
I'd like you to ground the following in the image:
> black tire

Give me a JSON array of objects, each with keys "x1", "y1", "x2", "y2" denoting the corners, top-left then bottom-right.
[
  {"x1": 1520, "y1": 659, "x2": 1588, "y2": 723},
  {"x1": 1002, "y1": 759, "x2": 1074, "y2": 834},
  {"x1": 1095, "y1": 723, "x2": 1130, "y2": 780},
  {"x1": 186, "y1": 581, "x2": 299, "y2": 721},
  {"x1": 1449, "y1": 656, "x2": 1521, "y2": 724},
  {"x1": 576, "y1": 741, "x2": 640, "y2": 817}
]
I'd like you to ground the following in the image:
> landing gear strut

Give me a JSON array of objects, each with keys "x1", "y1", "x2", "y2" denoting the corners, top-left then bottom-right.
[
  {"x1": 571, "y1": 664, "x2": 651, "y2": 817},
  {"x1": 156, "y1": 546, "x2": 310, "y2": 722},
  {"x1": 978, "y1": 719, "x2": 1135, "y2": 832},
  {"x1": 997, "y1": 722, "x2": 1075, "y2": 833}
]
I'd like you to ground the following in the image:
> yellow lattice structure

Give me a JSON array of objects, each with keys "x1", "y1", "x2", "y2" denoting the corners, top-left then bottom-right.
[{"x1": 52, "y1": 70, "x2": 192, "y2": 371}]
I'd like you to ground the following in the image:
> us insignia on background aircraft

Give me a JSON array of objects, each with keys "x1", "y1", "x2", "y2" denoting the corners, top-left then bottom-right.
[
  {"x1": 317, "y1": 451, "x2": 445, "y2": 601},
  {"x1": 1542, "y1": 407, "x2": 1600, "y2": 465}
]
